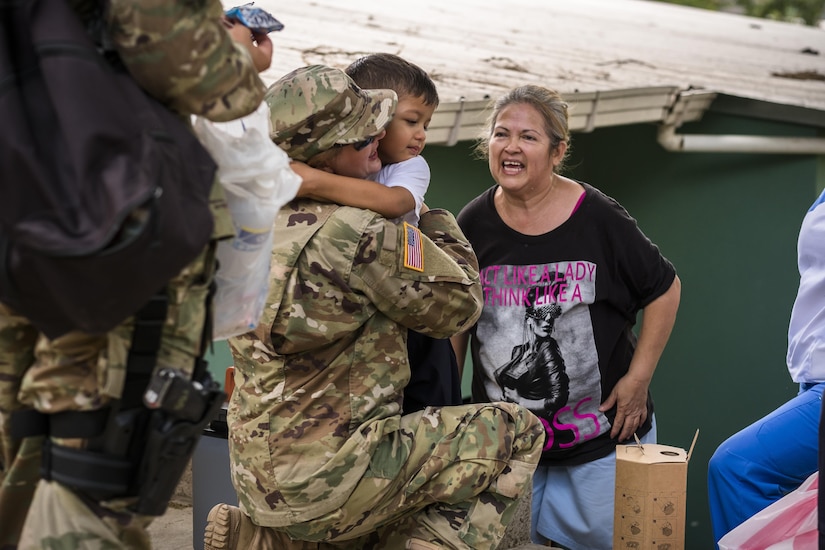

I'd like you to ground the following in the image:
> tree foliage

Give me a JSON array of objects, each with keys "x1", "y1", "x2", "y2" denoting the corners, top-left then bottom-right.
[
  {"x1": 652, "y1": 0, "x2": 825, "y2": 25},
  {"x1": 740, "y1": 0, "x2": 825, "y2": 25},
  {"x1": 655, "y1": 0, "x2": 726, "y2": 8}
]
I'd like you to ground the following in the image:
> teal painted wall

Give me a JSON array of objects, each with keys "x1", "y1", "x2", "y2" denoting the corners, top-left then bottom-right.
[
  {"x1": 423, "y1": 112, "x2": 822, "y2": 549},
  {"x1": 205, "y1": 341, "x2": 234, "y2": 385}
]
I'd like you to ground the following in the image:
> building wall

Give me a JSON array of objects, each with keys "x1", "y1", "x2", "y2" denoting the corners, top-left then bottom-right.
[{"x1": 423, "y1": 111, "x2": 821, "y2": 549}]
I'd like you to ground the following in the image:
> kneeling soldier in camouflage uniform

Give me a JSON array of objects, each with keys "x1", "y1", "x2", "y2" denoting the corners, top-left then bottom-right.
[{"x1": 204, "y1": 65, "x2": 545, "y2": 550}]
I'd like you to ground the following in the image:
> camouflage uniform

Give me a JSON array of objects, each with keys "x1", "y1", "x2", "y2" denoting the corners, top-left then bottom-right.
[
  {"x1": 0, "y1": 0, "x2": 264, "y2": 547},
  {"x1": 226, "y1": 201, "x2": 545, "y2": 549}
]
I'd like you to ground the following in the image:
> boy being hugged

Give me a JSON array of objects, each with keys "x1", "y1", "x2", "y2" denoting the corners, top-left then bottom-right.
[
  {"x1": 294, "y1": 53, "x2": 436, "y2": 224},
  {"x1": 292, "y1": 53, "x2": 462, "y2": 412}
]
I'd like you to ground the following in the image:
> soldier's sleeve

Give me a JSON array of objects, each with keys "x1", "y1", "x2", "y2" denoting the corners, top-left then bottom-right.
[
  {"x1": 352, "y1": 209, "x2": 483, "y2": 339},
  {"x1": 105, "y1": 0, "x2": 265, "y2": 122}
]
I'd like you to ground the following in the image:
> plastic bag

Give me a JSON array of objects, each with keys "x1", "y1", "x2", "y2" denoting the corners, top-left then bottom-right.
[
  {"x1": 193, "y1": 102, "x2": 302, "y2": 340},
  {"x1": 718, "y1": 471, "x2": 819, "y2": 550}
]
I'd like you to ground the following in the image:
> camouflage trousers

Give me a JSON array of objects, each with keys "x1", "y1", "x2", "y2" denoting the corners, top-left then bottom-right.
[
  {"x1": 243, "y1": 402, "x2": 545, "y2": 550},
  {"x1": 0, "y1": 245, "x2": 216, "y2": 550}
]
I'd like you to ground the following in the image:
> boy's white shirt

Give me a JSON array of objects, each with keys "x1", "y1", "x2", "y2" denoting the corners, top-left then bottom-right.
[{"x1": 368, "y1": 155, "x2": 430, "y2": 226}]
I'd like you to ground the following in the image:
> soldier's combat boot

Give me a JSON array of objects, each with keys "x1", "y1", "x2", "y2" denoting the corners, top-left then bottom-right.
[
  {"x1": 204, "y1": 503, "x2": 320, "y2": 549},
  {"x1": 204, "y1": 504, "x2": 256, "y2": 550}
]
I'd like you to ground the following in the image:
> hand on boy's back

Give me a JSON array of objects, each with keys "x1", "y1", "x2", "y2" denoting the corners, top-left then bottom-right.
[{"x1": 223, "y1": 16, "x2": 273, "y2": 72}]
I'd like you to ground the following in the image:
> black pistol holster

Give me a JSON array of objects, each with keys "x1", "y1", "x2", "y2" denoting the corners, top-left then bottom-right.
[{"x1": 11, "y1": 290, "x2": 225, "y2": 516}]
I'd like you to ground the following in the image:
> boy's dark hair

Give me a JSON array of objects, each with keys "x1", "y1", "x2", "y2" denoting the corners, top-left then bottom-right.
[{"x1": 346, "y1": 53, "x2": 439, "y2": 107}]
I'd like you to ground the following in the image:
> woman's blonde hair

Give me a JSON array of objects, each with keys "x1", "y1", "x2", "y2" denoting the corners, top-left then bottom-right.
[{"x1": 475, "y1": 85, "x2": 571, "y2": 172}]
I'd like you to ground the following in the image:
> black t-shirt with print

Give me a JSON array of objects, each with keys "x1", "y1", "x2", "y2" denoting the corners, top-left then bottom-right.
[{"x1": 457, "y1": 182, "x2": 676, "y2": 466}]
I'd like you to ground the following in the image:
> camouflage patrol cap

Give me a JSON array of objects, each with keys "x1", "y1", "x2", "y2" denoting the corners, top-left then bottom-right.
[{"x1": 265, "y1": 65, "x2": 397, "y2": 162}]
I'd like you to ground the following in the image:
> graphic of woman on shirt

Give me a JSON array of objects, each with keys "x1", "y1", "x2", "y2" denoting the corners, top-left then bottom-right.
[{"x1": 495, "y1": 285, "x2": 569, "y2": 417}]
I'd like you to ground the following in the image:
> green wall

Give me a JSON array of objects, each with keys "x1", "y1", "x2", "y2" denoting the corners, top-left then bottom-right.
[
  {"x1": 423, "y1": 112, "x2": 822, "y2": 549},
  {"x1": 205, "y1": 340, "x2": 234, "y2": 385}
]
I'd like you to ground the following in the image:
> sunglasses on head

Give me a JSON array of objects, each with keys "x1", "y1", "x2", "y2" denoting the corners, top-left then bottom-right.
[{"x1": 337, "y1": 135, "x2": 375, "y2": 152}]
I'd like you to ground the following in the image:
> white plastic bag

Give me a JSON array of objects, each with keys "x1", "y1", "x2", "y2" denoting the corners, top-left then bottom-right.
[
  {"x1": 193, "y1": 102, "x2": 302, "y2": 340},
  {"x1": 718, "y1": 471, "x2": 819, "y2": 550}
]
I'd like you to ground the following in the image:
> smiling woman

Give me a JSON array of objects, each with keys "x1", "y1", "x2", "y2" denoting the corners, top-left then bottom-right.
[{"x1": 451, "y1": 83, "x2": 682, "y2": 550}]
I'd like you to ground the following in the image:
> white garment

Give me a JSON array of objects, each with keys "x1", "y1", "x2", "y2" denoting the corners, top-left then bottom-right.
[
  {"x1": 787, "y1": 188, "x2": 825, "y2": 382},
  {"x1": 211, "y1": 101, "x2": 271, "y2": 138},
  {"x1": 192, "y1": 102, "x2": 302, "y2": 339},
  {"x1": 369, "y1": 155, "x2": 430, "y2": 226}
]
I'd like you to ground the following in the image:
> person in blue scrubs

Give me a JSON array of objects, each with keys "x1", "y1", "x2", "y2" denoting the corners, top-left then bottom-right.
[{"x1": 708, "y1": 187, "x2": 825, "y2": 546}]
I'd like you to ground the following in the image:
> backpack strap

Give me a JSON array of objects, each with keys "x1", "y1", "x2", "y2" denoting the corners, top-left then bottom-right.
[
  {"x1": 192, "y1": 277, "x2": 216, "y2": 384},
  {"x1": 120, "y1": 290, "x2": 169, "y2": 409}
]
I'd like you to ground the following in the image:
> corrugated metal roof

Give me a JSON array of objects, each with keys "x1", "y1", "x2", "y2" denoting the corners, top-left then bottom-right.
[{"x1": 248, "y1": 0, "x2": 825, "y2": 142}]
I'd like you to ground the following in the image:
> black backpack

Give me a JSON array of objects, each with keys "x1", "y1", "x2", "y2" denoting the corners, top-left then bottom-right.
[{"x1": 0, "y1": 0, "x2": 217, "y2": 339}]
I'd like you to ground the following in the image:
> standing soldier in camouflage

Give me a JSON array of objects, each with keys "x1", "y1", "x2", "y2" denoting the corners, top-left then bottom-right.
[
  {"x1": 204, "y1": 65, "x2": 545, "y2": 550},
  {"x1": 0, "y1": 0, "x2": 272, "y2": 548}
]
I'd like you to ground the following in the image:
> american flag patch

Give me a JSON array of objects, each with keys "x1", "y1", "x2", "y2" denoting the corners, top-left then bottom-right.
[{"x1": 403, "y1": 222, "x2": 424, "y2": 272}]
